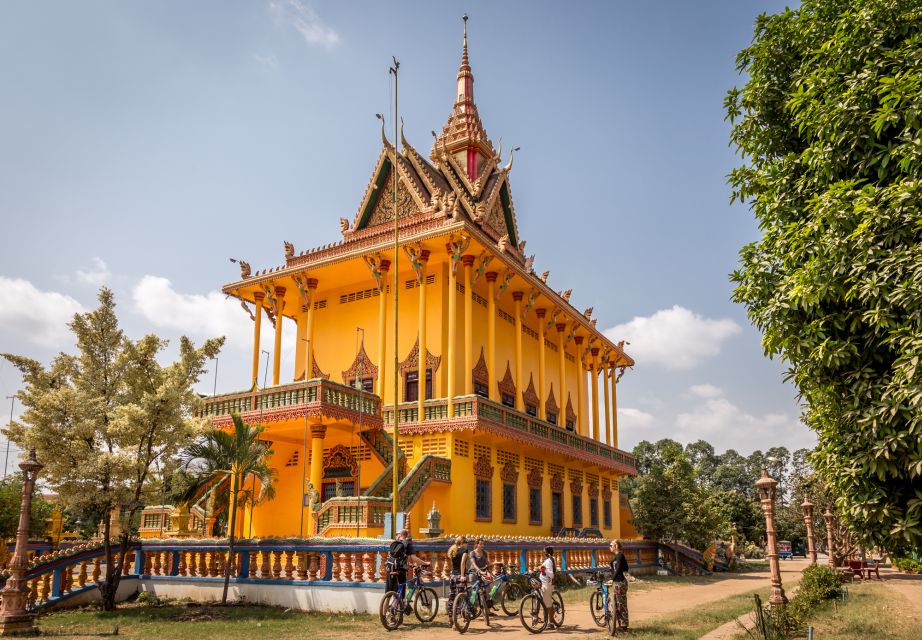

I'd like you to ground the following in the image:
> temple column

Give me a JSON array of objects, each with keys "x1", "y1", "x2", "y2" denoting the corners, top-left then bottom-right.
[
  {"x1": 447, "y1": 248, "x2": 458, "y2": 417},
  {"x1": 463, "y1": 255, "x2": 475, "y2": 396},
  {"x1": 376, "y1": 261, "x2": 391, "y2": 397},
  {"x1": 591, "y1": 348, "x2": 601, "y2": 441},
  {"x1": 417, "y1": 251, "x2": 430, "y2": 423},
  {"x1": 602, "y1": 361, "x2": 612, "y2": 446},
  {"x1": 513, "y1": 292, "x2": 524, "y2": 411},
  {"x1": 574, "y1": 337, "x2": 585, "y2": 436},
  {"x1": 307, "y1": 424, "x2": 327, "y2": 535},
  {"x1": 486, "y1": 273, "x2": 498, "y2": 401},
  {"x1": 556, "y1": 324, "x2": 567, "y2": 427},
  {"x1": 272, "y1": 286, "x2": 286, "y2": 386},
  {"x1": 610, "y1": 367, "x2": 619, "y2": 449},
  {"x1": 305, "y1": 279, "x2": 318, "y2": 379},
  {"x1": 536, "y1": 309, "x2": 547, "y2": 419},
  {"x1": 251, "y1": 292, "x2": 264, "y2": 388},
  {"x1": 294, "y1": 278, "x2": 318, "y2": 380}
]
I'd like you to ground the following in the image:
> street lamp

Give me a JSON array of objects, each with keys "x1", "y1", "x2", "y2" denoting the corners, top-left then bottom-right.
[
  {"x1": 0, "y1": 449, "x2": 43, "y2": 635},
  {"x1": 299, "y1": 338, "x2": 310, "y2": 538},
  {"x1": 801, "y1": 495, "x2": 817, "y2": 565},
  {"x1": 823, "y1": 508, "x2": 836, "y2": 568},
  {"x1": 756, "y1": 466, "x2": 788, "y2": 606}
]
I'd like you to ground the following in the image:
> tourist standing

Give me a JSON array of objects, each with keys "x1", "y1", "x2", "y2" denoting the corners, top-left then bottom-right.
[
  {"x1": 539, "y1": 546, "x2": 555, "y2": 608},
  {"x1": 385, "y1": 528, "x2": 429, "y2": 593},
  {"x1": 609, "y1": 539, "x2": 630, "y2": 631},
  {"x1": 446, "y1": 536, "x2": 468, "y2": 618}
]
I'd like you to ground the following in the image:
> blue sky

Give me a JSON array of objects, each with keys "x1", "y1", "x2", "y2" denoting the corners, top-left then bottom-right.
[{"x1": 0, "y1": 0, "x2": 813, "y2": 466}]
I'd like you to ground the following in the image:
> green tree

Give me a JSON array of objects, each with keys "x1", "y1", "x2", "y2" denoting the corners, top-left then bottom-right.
[
  {"x1": 0, "y1": 474, "x2": 54, "y2": 538},
  {"x1": 726, "y1": 0, "x2": 922, "y2": 549},
  {"x1": 180, "y1": 414, "x2": 275, "y2": 604},
  {"x1": 2, "y1": 288, "x2": 222, "y2": 609}
]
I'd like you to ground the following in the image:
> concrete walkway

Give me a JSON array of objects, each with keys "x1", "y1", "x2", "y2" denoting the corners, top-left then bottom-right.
[{"x1": 365, "y1": 559, "x2": 811, "y2": 639}]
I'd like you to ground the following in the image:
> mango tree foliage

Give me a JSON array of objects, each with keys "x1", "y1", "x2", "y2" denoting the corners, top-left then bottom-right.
[
  {"x1": 726, "y1": 0, "x2": 922, "y2": 549},
  {"x1": 2, "y1": 288, "x2": 223, "y2": 609}
]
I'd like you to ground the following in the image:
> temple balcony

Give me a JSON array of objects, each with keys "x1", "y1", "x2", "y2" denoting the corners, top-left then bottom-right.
[{"x1": 199, "y1": 378, "x2": 383, "y2": 431}]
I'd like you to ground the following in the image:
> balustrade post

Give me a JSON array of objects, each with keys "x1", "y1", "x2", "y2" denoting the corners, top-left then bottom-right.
[
  {"x1": 284, "y1": 550, "x2": 295, "y2": 580},
  {"x1": 39, "y1": 574, "x2": 51, "y2": 604},
  {"x1": 186, "y1": 550, "x2": 196, "y2": 577},
  {"x1": 323, "y1": 552, "x2": 333, "y2": 580},
  {"x1": 135, "y1": 549, "x2": 145, "y2": 576},
  {"x1": 309, "y1": 552, "x2": 320, "y2": 581},
  {"x1": 362, "y1": 553, "x2": 372, "y2": 583},
  {"x1": 78, "y1": 560, "x2": 88, "y2": 587},
  {"x1": 92, "y1": 557, "x2": 101, "y2": 583},
  {"x1": 560, "y1": 549, "x2": 567, "y2": 571},
  {"x1": 248, "y1": 551, "x2": 259, "y2": 578},
  {"x1": 153, "y1": 551, "x2": 162, "y2": 576},
  {"x1": 51, "y1": 567, "x2": 63, "y2": 599},
  {"x1": 296, "y1": 552, "x2": 308, "y2": 580},
  {"x1": 272, "y1": 551, "x2": 282, "y2": 579},
  {"x1": 209, "y1": 551, "x2": 218, "y2": 578}
]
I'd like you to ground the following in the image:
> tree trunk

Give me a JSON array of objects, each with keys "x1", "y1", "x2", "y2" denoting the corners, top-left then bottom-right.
[
  {"x1": 221, "y1": 473, "x2": 240, "y2": 605},
  {"x1": 98, "y1": 516, "x2": 124, "y2": 611}
]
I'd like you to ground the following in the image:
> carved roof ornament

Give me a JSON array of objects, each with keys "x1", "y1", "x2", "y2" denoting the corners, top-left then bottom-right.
[
  {"x1": 398, "y1": 335, "x2": 442, "y2": 376},
  {"x1": 497, "y1": 233, "x2": 509, "y2": 253},
  {"x1": 471, "y1": 251, "x2": 493, "y2": 286},
  {"x1": 368, "y1": 171, "x2": 421, "y2": 226},
  {"x1": 583, "y1": 307, "x2": 594, "y2": 320},
  {"x1": 523, "y1": 374, "x2": 539, "y2": 409},
  {"x1": 566, "y1": 322, "x2": 578, "y2": 346},
  {"x1": 565, "y1": 394, "x2": 577, "y2": 425},
  {"x1": 518, "y1": 240, "x2": 526, "y2": 253},
  {"x1": 545, "y1": 384, "x2": 559, "y2": 418},
  {"x1": 522, "y1": 289, "x2": 539, "y2": 321},
  {"x1": 291, "y1": 274, "x2": 317, "y2": 311},
  {"x1": 341, "y1": 339, "x2": 379, "y2": 385},
  {"x1": 472, "y1": 347, "x2": 489, "y2": 389},
  {"x1": 545, "y1": 308, "x2": 561, "y2": 329},
  {"x1": 446, "y1": 233, "x2": 471, "y2": 276},
  {"x1": 473, "y1": 455, "x2": 494, "y2": 479},
  {"x1": 560, "y1": 289, "x2": 572, "y2": 302},
  {"x1": 495, "y1": 269, "x2": 514, "y2": 302},
  {"x1": 550, "y1": 473, "x2": 564, "y2": 493},
  {"x1": 498, "y1": 362, "x2": 516, "y2": 399},
  {"x1": 339, "y1": 217, "x2": 352, "y2": 235},
  {"x1": 500, "y1": 461, "x2": 519, "y2": 484},
  {"x1": 363, "y1": 253, "x2": 388, "y2": 292},
  {"x1": 617, "y1": 365, "x2": 628, "y2": 383},
  {"x1": 587, "y1": 482, "x2": 599, "y2": 498},
  {"x1": 540, "y1": 270, "x2": 550, "y2": 283},
  {"x1": 284, "y1": 241, "x2": 295, "y2": 259},
  {"x1": 527, "y1": 467, "x2": 544, "y2": 489},
  {"x1": 229, "y1": 258, "x2": 251, "y2": 279},
  {"x1": 524, "y1": 255, "x2": 535, "y2": 274},
  {"x1": 403, "y1": 242, "x2": 426, "y2": 284}
]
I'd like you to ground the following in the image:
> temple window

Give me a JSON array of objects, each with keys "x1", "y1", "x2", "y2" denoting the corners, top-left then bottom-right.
[
  {"x1": 475, "y1": 479, "x2": 491, "y2": 520},
  {"x1": 551, "y1": 492, "x2": 563, "y2": 531},
  {"x1": 474, "y1": 381, "x2": 489, "y2": 398},
  {"x1": 502, "y1": 483, "x2": 516, "y2": 523},
  {"x1": 590, "y1": 498, "x2": 599, "y2": 527},
  {"x1": 572, "y1": 495, "x2": 583, "y2": 527},
  {"x1": 347, "y1": 377, "x2": 375, "y2": 393},
  {"x1": 565, "y1": 420, "x2": 575, "y2": 431},
  {"x1": 529, "y1": 487, "x2": 542, "y2": 525},
  {"x1": 547, "y1": 412, "x2": 558, "y2": 425},
  {"x1": 604, "y1": 499, "x2": 612, "y2": 529},
  {"x1": 525, "y1": 404, "x2": 537, "y2": 417},
  {"x1": 405, "y1": 369, "x2": 432, "y2": 403},
  {"x1": 501, "y1": 393, "x2": 515, "y2": 408}
]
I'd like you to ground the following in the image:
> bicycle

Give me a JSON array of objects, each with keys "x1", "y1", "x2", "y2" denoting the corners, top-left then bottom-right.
[
  {"x1": 485, "y1": 563, "x2": 526, "y2": 616},
  {"x1": 378, "y1": 567, "x2": 439, "y2": 631},
  {"x1": 587, "y1": 571, "x2": 616, "y2": 635},
  {"x1": 451, "y1": 571, "x2": 491, "y2": 633},
  {"x1": 517, "y1": 572, "x2": 565, "y2": 634}
]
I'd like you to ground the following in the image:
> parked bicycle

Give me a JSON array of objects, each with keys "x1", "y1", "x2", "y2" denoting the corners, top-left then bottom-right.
[
  {"x1": 485, "y1": 563, "x2": 526, "y2": 616},
  {"x1": 379, "y1": 567, "x2": 439, "y2": 630},
  {"x1": 517, "y1": 572, "x2": 565, "y2": 634},
  {"x1": 451, "y1": 571, "x2": 491, "y2": 633},
  {"x1": 587, "y1": 571, "x2": 616, "y2": 635}
]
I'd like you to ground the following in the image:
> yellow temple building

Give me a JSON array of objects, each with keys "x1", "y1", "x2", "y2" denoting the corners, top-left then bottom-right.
[{"x1": 194, "y1": 20, "x2": 637, "y2": 541}]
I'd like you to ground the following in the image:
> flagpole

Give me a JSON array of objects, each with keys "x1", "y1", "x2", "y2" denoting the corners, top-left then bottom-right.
[{"x1": 389, "y1": 56, "x2": 401, "y2": 536}]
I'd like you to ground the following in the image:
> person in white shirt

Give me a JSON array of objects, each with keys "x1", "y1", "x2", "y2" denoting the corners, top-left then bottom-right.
[{"x1": 539, "y1": 546, "x2": 555, "y2": 608}]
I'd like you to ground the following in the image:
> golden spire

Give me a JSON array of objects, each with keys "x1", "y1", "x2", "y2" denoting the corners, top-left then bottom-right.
[{"x1": 458, "y1": 14, "x2": 471, "y2": 82}]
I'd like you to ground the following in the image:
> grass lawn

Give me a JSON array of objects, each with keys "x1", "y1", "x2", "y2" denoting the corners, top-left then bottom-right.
[
  {"x1": 38, "y1": 601, "x2": 381, "y2": 640},
  {"x1": 798, "y1": 582, "x2": 918, "y2": 640}
]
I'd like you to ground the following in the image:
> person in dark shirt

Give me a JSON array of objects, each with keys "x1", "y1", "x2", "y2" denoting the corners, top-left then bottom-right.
[
  {"x1": 385, "y1": 528, "x2": 429, "y2": 594},
  {"x1": 608, "y1": 539, "x2": 630, "y2": 631},
  {"x1": 446, "y1": 536, "x2": 468, "y2": 618}
]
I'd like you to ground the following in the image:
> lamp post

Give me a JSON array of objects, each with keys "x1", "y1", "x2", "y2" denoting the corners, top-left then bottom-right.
[
  {"x1": 3, "y1": 396, "x2": 15, "y2": 480},
  {"x1": 756, "y1": 466, "x2": 787, "y2": 606},
  {"x1": 823, "y1": 508, "x2": 836, "y2": 568},
  {"x1": 299, "y1": 338, "x2": 310, "y2": 538},
  {"x1": 0, "y1": 449, "x2": 43, "y2": 636},
  {"x1": 801, "y1": 496, "x2": 816, "y2": 566}
]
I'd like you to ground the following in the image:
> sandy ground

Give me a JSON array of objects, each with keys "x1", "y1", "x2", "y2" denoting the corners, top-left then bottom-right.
[
  {"x1": 368, "y1": 559, "x2": 813, "y2": 639},
  {"x1": 882, "y1": 570, "x2": 922, "y2": 623}
]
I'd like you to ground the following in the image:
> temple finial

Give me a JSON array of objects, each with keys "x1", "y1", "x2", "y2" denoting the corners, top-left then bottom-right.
[{"x1": 458, "y1": 14, "x2": 472, "y2": 82}]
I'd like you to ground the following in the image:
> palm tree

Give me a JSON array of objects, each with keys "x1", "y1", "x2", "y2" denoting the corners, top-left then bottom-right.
[{"x1": 180, "y1": 413, "x2": 275, "y2": 604}]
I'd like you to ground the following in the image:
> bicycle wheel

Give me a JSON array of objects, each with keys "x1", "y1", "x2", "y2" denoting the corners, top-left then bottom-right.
[
  {"x1": 379, "y1": 591, "x2": 403, "y2": 631},
  {"x1": 518, "y1": 593, "x2": 549, "y2": 634},
  {"x1": 590, "y1": 590, "x2": 605, "y2": 627},
  {"x1": 606, "y1": 595, "x2": 616, "y2": 637},
  {"x1": 452, "y1": 592, "x2": 471, "y2": 634},
  {"x1": 501, "y1": 582, "x2": 524, "y2": 616},
  {"x1": 550, "y1": 591, "x2": 565, "y2": 628},
  {"x1": 414, "y1": 586, "x2": 439, "y2": 623},
  {"x1": 480, "y1": 590, "x2": 491, "y2": 627}
]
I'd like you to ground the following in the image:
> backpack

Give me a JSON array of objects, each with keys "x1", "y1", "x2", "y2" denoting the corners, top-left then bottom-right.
[{"x1": 386, "y1": 540, "x2": 408, "y2": 571}]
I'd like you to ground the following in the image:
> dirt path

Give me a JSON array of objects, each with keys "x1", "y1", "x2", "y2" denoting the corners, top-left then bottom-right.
[
  {"x1": 883, "y1": 570, "x2": 922, "y2": 623},
  {"x1": 367, "y1": 559, "x2": 811, "y2": 640}
]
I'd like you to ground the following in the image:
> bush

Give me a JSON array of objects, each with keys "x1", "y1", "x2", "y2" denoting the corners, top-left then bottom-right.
[
  {"x1": 744, "y1": 543, "x2": 766, "y2": 559},
  {"x1": 798, "y1": 565, "x2": 842, "y2": 602},
  {"x1": 744, "y1": 566, "x2": 843, "y2": 639},
  {"x1": 894, "y1": 557, "x2": 922, "y2": 573}
]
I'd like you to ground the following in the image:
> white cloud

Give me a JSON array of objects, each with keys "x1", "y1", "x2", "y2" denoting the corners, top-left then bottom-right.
[
  {"x1": 604, "y1": 305, "x2": 741, "y2": 370},
  {"x1": 675, "y1": 387, "x2": 814, "y2": 452},
  {"x1": 0, "y1": 277, "x2": 84, "y2": 348},
  {"x1": 269, "y1": 0, "x2": 340, "y2": 50},
  {"x1": 617, "y1": 407, "x2": 655, "y2": 430},
  {"x1": 132, "y1": 276, "x2": 252, "y2": 348},
  {"x1": 75, "y1": 257, "x2": 111, "y2": 286},
  {"x1": 687, "y1": 383, "x2": 723, "y2": 399},
  {"x1": 253, "y1": 53, "x2": 279, "y2": 71}
]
